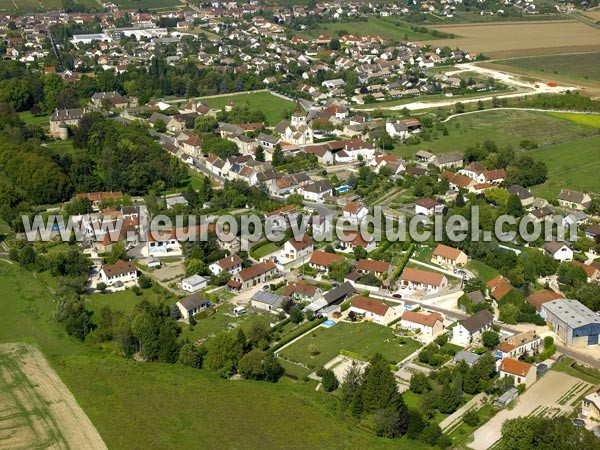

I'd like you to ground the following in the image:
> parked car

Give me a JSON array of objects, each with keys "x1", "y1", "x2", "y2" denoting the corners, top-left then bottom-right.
[{"x1": 392, "y1": 293, "x2": 402, "y2": 299}]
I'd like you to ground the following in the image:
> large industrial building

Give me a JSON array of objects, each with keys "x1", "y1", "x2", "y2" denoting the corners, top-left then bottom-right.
[{"x1": 541, "y1": 299, "x2": 600, "y2": 347}]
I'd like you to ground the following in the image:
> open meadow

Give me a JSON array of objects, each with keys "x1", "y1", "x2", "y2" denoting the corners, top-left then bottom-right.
[
  {"x1": 303, "y1": 17, "x2": 439, "y2": 41},
  {"x1": 527, "y1": 134, "x2": 600, "y2": 199},
  {"x1": 0, "y1": 261, "x2": 417, "y2": 450},
  {"x1": 491, "y1": 52, "x2": 600, "y2": 83},
  {"x1": 428, "y1": 21, "x2": 600, "y2": 58},
  {"x1": 392, "y1": 109, "x2": 600, "y2": 158},
  {"x1": 200, "y1": 91, "x2": 294, "y2": 126}
]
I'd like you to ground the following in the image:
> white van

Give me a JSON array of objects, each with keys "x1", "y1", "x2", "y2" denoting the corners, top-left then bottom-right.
[{"x1": 233, "y1": 306, "x2": 246, "y2": 317}]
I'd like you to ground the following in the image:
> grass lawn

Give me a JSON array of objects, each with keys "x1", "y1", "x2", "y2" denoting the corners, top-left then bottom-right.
[
  {"x1": 200, "y1": 91, "x2": 294, "y2": 126},
  {"x1": 466, "y1": 260, "x2": 499, "y2": 283},
  {"x1": 303, "y1": 16, "x2": 439, "y2": 41},
  {"x1": 115, "y1": 0, "x2": 181, "y2": 10},
  {"x1": 279, "y1": 321, "x2": 421, "y2": 370},
  {"x1": 527, "y1": 134, "x2": 600, "y2": 199},
  {"x1": 84, "y1": 285, "x2": 173, "y2": 317},
  {"x1": 19, "y1": 111, "x2": 49, "y2": 127},
  {"x1": 44, "y1": 139, "x2": 75, "y2": 155},
  {"x1": 0, "y1": 260, "x2": 410, "y2": 450},
  {"x1": 179, "y1": 302, "x2": 255, "y2": 342},
  {"x1": 252, "y1": 242, "x2": 280, "y2": 259},
  {"x1": 392, "y1": 110, "x2": 599, "y2": 159},
  {"x1": 492, "y1": 52, "x2": 600, "y2": 83},
  {"x1": 447, "y1": 403, "x2": 496, "y2": 446},
  {"x1": 552, "y1": 357, "x2": 600, "y2": 385}
]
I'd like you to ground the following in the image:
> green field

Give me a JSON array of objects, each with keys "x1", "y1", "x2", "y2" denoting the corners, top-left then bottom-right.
[
  {"x1": 393, "y1": 110, "x2": 600, "y2": 158},
  {"x1": 251, "y1": 242, "x2": 280, "y2": 259},
  {"x1": 303, "y1": 17, "x2": 439, "y2": 42},
  {"x1": 527, "y1": 134, "x2": 600, "y2": 199},
  {"x1": 492, "y1": 52, "x2": 600, "y2": 83},
  {"x1": 19, "y1": 111, "x2": 49, "y2": 127},
  {"x1": 200, "y1": 91, "x2": 294, "y2": 126},
  {"x1": 279, "y1": 321, "x2": 421, "y2": 370},
  {"x1": 465, "y1": 260, "x2": 499, "y2": 283},
  {"x1": 115, "y1": 0, "x2": 183, "y2": 10},
  {"x1": 0, "y1": 260, "x2": 423, "y2": 449},
  {"x1": 0, "y1": 0, "x2": 98, "y2": 12}
]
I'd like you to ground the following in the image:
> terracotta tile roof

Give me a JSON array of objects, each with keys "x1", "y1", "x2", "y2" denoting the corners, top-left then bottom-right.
[
  {"x1": 401, "y1": 310, "x2": 443, "y2": 328},
  {"x1": 216, "y1": 255, "x2": 243, "y2": 270},
  {"x1": 309, "y1": 250, "x2": 342, "y2": 267},
  {"x1": 350, "y1": 295, "x2": 389, "y2": 316},
  {"x1": 288, "y1": 234, "x2": 313, "y2": 251},
  {"x1": 432, "y1": 244, "x2": 464, "y2": 261},
  {"x1": 356, "y1": 259, "x2": 390, "y2": 273},
  {"x1": 525, "y1": 289, "x2": 564, "y2": 311},
  {"x1": 237, "y1": 260, "x2": 276, "y2": 281},
  {"x1": 266, "y1": 204, "x2": 296, "y2": 217},
  {"x1": 499, "y1": 358, "x2": 532, "y2": 377},
  {"x1": 487, "y1": 275, "x2": 512, "y2": 301},
  {"x1": 283, "y1": 281, "x2": 318, "y2": 297},
  {"x1": 399, "y1": 267, "x2": 445, "y2": 287},
  {"x1": 572, "y1": 260, "x2": 598, "y2": 278},
  {"x1": 101, "y1": 259, "x2": 135, "y2": 277},
  {"x1": 342, "y1": 201, "x2": 365, "y2": 215},
  {"x1": 415, "y1": 198, "x2": 440, "y2": 209}
]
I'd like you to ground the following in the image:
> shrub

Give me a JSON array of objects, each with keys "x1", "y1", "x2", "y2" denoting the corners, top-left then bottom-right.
[
  {"x1": 463, "y1": 409, "x2": 480, "y2": 427},
  {"x1": 321, "y1": 369, "x2": 339, "y2": 392}
]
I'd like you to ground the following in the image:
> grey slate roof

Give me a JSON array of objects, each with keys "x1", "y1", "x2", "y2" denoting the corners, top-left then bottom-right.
[
  {"x1": 178, "y1": 293, "x2": 208, "y2": 311},
  {"x1": 323, "y1": 281, "x2": 356, "y2": 305},
  {"x1": 542, "y1": 299, "x2": 600, "y2": 329},
  {"x1": 460, "y1": 309, "x2": 493, "y2": 334}
]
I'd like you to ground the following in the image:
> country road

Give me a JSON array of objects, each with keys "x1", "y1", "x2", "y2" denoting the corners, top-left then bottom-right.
[{"x1": 358, "y1": 61, "x2": 579, "y2": 112}]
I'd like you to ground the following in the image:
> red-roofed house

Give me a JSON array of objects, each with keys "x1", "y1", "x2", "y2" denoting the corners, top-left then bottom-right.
[
  {"x1": 309, "y1": 250, "x2": 343, "y2": 271},
  {"x1": 399, "y1": 268, "x2": 448, "y2": 293},
  {"x1": 498, "y1": 358, "x2": 536, "y2": 388},
  {"x1": 349, "y1": 295, "x2": 401, "y2": 325},
  {"x1": 356, "y1": 259, "x2": 391, "y2": 279},
  {"x1": 99, "y1": 259, "x2": 138, "y2": 286},
  {"x1": 230, "y1": 260, "x2": 277, "y2": 290},
  {"x1": 525, "y1": 289, "x2": 564, "y2": 312},
  {"x1": 432, "y1": 244, "x2": 468, "y2": 269},
  {"x1": 487, "y1": 275, "x2": 513, "y2": 301},
  {"x1": 342, "y1": 201, "x2": 368, "y2": 223},
  {"x1": 401, "y1": 310, "x2": 444, "y2": 336}
]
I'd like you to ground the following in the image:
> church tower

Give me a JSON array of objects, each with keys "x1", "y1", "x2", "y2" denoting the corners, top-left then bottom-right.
[{"x1": 291, "y1": 100, "x2": 306, "y2": 127}]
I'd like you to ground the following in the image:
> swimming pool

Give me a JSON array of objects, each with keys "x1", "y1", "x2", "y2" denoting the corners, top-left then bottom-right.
[
  {"x1": 337, "y1": 185, "x2": 351, "y2": 193},
  {"x1": 323, "y1": 319, "x2": 336, "y2": 327}
]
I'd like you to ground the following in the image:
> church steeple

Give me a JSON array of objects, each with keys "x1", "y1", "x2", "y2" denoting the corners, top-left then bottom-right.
[{"x1": 291, "y1": 100, "x2": 306, "y2": 126}]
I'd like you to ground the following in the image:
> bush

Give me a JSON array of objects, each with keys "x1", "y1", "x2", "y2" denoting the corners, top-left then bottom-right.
[
  {"x1": 321, "y1": 369, "x2": 339, "y2": 392},
  {"x1": 131, "y1": 285, "x2": 142, "y2": 296},
  {"x1": 96, "y1": 282, "x2": 107, "y2": 292},
  {"x1": 463, "y1": 409, "x2": 479, "y2": 427},
  {"x1": 543, "y1": 336, "x2": 554, "y2": 348},
  {"x1": 517, "y1": 383, "x2": 526, "y2": 394},
  {"x1": 138, "y1": 274, "x2": 152, "y2": 289}
]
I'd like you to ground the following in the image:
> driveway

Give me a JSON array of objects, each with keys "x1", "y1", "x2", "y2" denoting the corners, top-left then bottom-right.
[{"x1": 469, "y1": 371, "x2": 590, "y2": 450}]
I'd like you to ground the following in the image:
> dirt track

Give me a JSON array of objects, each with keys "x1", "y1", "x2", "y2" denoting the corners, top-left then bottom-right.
[{"x1": 0, "y1": 343, "x2": 107, "y2": 450}]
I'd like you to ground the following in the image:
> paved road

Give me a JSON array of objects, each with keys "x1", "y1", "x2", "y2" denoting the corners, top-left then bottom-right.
[{"x1": 470, "y1": 371, "x2": 588, "y2": 450}]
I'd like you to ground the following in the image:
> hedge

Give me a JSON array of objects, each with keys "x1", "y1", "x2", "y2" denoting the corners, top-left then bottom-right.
[
  {"x1": 271, "y1": 317, "x2": 326, "y2": 352},
  {"x1": 390, "y1": 244, "x2": 415, "y2": 284}
]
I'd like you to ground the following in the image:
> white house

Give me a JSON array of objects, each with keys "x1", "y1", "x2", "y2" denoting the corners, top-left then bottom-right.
[
  {"x1": 498, "y1": 358, "x2": 536, "y2": 389},
  {"x1": 400, "y1": 311, "x2": 444, "y2": 336},
  {"x1": 495, "y1": 330, "x2": 542, "y2": 360},
  {"x1": 349, "y1": 295, "x2": 401, "y2": 325},
  {"x1": 181, "y1": 274, "x2": 209, "y2": 293},
  {"x1": 298, "y1": 181, "x2": 333, "y2": 203},
  {"x1": 342, "y1": 202, "x2": 369, "y2": 223},
  {"x1": 399, "y1": 268, "x2": 448, "y2": 293},
  {"x1": 543, "y1": 240, "x2": 573, "y2": 262},
  {"x1": 99, "y1": 260, "x2": 138, "y2": 286},
  {"x1": 209, "y1": 254, "x2": 243, "y2": 276},
  {"x1": 415, "y1": 198, "x2": 442, "y2": 216},
  {"x1": 250, "y1": 291, "x2": 286, "y2": 312},
  {"x1": 452, "y1": 310, "x2": 494, "y2": 347},
  {"x1": 176, "y1": 293, "x2": 209, "y2": 320},
  {"x1": 280, "y1": 234, "x2": 314, "y2": 264}
]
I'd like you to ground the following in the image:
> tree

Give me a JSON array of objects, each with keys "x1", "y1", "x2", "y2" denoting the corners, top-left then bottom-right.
[
  {"x1": 340, "y1": 361, "x2": 362, "y2": 409},
  {"x1": 204, "y1": 331, "x2": 243, "y2": 378},
  {"x1": 329, "y1": 37, "x2": 340, "y2": 50},
  {"x1": 178, "y1": 343, "x2": 203, "y2": 368},
  {"x1": 506, "y1": 194, "x2": 524, "y2": 217},
  {"x1": 410, "y1": 372, "x2": 431, "y2": 394},
  {"x1": 194, "y1": 115, "x2": 218, "y2": 133},
  {"x1": 254, "y1": 145, "x2": 265, "y2": 162},
  {"x1": 463, "y1": 408, "x2": 480, "y2": 426},
  {"x1": 154, "y1": 119, "x2": 166, "y2": 133},
  {"x1": 106, "y1": 242, "x2": 128, "y2": 265},
  {"x1": 96, "y1": 281, "x2": 107, "y2": 292},
  {"x1": 328, "y1": 258, "x2": 353, "y2": 282},
  {"x1": 321, "y1": 368, "x2": 339, "y2": 392},
  {"x1": 272, "y1": 144, "x2": 283, "y2": 166},
  {"x1": 499, "y1": 416, "x2": 598, "y2": 450},
  {"x1": 455, "y1": 102, "x2": 465, "y2": 114},
  {"x1": 482, "y1": 330, "x2": 500, "y2": 349}
]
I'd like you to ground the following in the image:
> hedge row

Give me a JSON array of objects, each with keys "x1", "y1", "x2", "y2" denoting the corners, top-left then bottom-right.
[
  {"x1": 271, "y1": 317, "x2": 326, "y2": 352},
  {"x1": 390, "y1": 244, "x2": 415, "y2": 284}
]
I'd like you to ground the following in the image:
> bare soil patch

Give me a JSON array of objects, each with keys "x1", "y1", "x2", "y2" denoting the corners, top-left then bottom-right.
[
  {"x1": 0, "y1": 343, "x2": 107, "y2": 450},
  {"x1": 429, "y1": 21, "x2": 600, "y2": 58}
]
